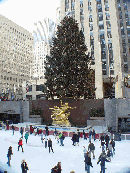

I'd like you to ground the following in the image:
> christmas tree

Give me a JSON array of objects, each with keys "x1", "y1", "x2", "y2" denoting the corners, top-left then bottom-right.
[{"x1": 44, "y1": 16, "x2": 96, "y2": 99}]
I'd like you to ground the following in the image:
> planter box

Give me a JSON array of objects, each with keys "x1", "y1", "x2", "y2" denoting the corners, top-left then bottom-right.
[
  {"x1": 90, "y1": 117, "x2": 105, "y2": 120},
  {"x1": 30, "y1": 115, "x2": 41, "y2": 118}
]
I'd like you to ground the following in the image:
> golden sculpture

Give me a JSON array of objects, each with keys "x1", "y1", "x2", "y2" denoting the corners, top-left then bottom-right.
[{"x1": 49, "y1": 100, "x2": 76, "y2": 126}]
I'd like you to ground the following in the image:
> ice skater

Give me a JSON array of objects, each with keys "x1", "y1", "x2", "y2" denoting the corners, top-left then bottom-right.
[
  {"x1": 21, "y1": 159, "x2": 29, "y2": 173},
  {"x1": 110, "y1": 139, "x2": 115, "y2": 155},
  {"x1": 83, "y1": 130, "x2": 87, "y2": 140},
  {"x1": 40, "y1": 131, "x2": 43, "y2": 143},
  {"x1": 7, "y1": 146, "x2": 13, "y2": 167},
  {"x1": 48, "y1": 138, "x2": 54, "y2": 153},
  {"x1": 88, "y1": 141, "x2": 95, "y2": 159},
  {"x1": 97, "y1": 151, "x2": 110, "y2": 173},
  {"x1": 89, "y1": 129, "x2": 92, "y2": 142},
  {"x1": 105, "y1": 134, "x2": 110, "y2": 150},
  {"x1": 108, "y1": 140, "x2": 113, "y2": 157},
  {"x1": 76, "y1": 132, "x2": 79, "y2": 146},
  {"x1": 72, "y1": 132, "x2": 76, "y2": 146},
  {"x1": 100, "y1": 138, "x2": 105, "y2": 152},
  {"x1": 18, "y1": 138, "x2": 24, "y2": 152},
  {"x1": 54, "y1": 128, "x2": 57, "y2": 139},
  {"x1": 106, "y1": 148, "x2": 111, "y2": 161},
  {"x1": 60, "y1": 133, "x2": 65, "y2": 146},
  {"x1": 83, "y1": 146, "x2": 87, "y2": 158},
  {"x1": 45, "y1": 125, "x2": 49, "y2": 136},
  {"x1": 92, "y1": 129, "x2": 96, "y2": 141},
  {"x1": 24, "y1": 131, "x2": 29, "y2": 144},
  {"x1": 84, "y1": 151, "x2": 93, "y2": 173},
  {"x1": 56, "y1": 133, "x2": 59, "y2": 144},
  {"x1": 20, "y1": 127, "x2": 23, "y2": 138},
  {"x1": 44, "y1": 135, "x2": 48, "y2": 148},
  {"x1": 11, "y1": 125, "x2": 15, "y2": 135}
]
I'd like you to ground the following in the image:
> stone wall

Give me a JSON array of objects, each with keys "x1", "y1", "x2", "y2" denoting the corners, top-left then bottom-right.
[
  {"x1": 0, "y1": 101, "x2": 20, "y2": 114},
  {"x1": 104, "y1": 99, "x2": 117, "y2": 131},
  {"x1": 87, "y1": 119, "x2": 106, "y2": 127}
]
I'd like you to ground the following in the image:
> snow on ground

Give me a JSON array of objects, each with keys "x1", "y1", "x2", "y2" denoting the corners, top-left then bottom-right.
[{"x1": 0, "y1": 129, "x2": 130, "y2": 173}]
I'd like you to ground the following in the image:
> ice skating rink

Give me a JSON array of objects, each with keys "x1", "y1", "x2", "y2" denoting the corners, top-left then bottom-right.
[{"x1": 0, "y1": 130, "x2": 130, "y2": 173}]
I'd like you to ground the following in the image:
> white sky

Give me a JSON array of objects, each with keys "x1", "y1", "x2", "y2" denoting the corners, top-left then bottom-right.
[{"x1": 0, "y1": 0, "x2": 60, "y2": 34}]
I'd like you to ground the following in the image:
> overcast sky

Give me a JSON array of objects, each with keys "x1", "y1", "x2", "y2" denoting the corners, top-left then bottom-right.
[{"x1": 0, "y1": 0, "x2": 60, "y2": 33}]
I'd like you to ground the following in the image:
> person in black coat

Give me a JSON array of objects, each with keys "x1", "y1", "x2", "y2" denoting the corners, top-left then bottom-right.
[
  {"x1": 72, "y1": 132, "x2": 76, "y2": 146},
  {"x1": 105, "y1": 134, "x2": 110, "y2": 150},
  {"x1": 54, "y1": 128, "x2": 57, "y2": 139},
  {"x1": 100, "y1": 134, "x2": 104, "y2": 143},
  {"x1": 84, "y1": 151, "x2": 93, "y2": 173},
  {"x1": 76, "y1": 132, "x2": 79, "y2": 146},
  {"x1": 12, "y1": 125, "x2": 15, "y2": 135},
  {"x1": 48, "y1": 138, "x2": 54, "y2": 153},
  {"x1": 60, "y1": 133, "x2": 65, "y2": 146},
  {"x1": 110, "y1": 139, "x2": 115, "y2": 155},
  {"x1": 7, "y1": 146, "x2": 13, "y2": 166},
  {"x1": 20, "y1": 127, "x2": 23, "y2": 138},
  {"x1": 21, "y1": 159, "x2": 29, "y2": 173},
  {"x1": 88, "y1": 141, "x2": 95, "y2": 159},
  {"x1": 92, "y1": 129, "x2": 96, "y2": 141},
  {"x1": 45, "y1": 125, "x2": 49, "y2": 136},
  {"x1": 100, "y1": 139, "x2": 105, "y2": 152},
  {"x1": 83, "y1": 130, "x2": 87, "y2": 140},
  {"x1": 97, "y1": 153, "x2": 110, "y2": 173}
]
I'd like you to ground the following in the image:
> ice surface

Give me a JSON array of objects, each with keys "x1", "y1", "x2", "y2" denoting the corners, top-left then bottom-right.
[{"x1": 0, "y1": 128, "x2": 130, "y2": 173}]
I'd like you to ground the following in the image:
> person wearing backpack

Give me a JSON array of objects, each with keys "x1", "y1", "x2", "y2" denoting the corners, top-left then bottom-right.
[{"x1": 88, "y1": 141, "x2": 95, "y2": 159}]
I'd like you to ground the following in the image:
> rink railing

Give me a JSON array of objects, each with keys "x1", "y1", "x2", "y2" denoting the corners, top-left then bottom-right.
[
  {"x1": 2, "y1": 125, "x2": 130, "y2": 140},
  {"x1": 3, "y1": 124, "x2": 107, "y2": 139}
]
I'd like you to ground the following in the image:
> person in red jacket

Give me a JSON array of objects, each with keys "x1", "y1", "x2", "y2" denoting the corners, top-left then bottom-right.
[{"x1": 18, "y1": 138, "x2": 24, "y2": 152}]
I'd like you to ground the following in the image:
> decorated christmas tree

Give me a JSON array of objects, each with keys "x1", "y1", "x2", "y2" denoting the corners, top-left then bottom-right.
[{"x1": 44, "y1": 16, "x2": 96, "y2": 99}]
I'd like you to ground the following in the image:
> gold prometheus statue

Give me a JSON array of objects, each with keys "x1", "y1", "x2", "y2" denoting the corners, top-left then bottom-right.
[{"x1": 49, "y1": 100, "x2": 76, "y2": 126}]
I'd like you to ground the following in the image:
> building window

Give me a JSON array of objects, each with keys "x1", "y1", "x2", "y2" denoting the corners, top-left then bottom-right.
[
  {"x1": 102, "y1": 70, "x2": 107, "y2": 75},
  {"x1": 99, "y1": 14, "x2": 103, "y2": 21},
  {"x1": 123, "y1": 55, "x2": 127, "y2": 62},
  {"x1": 124, "y1": 64, "x2": 128, "y2": 73},
  {"x1": 110, "y1": 70, "x2": 114, "y2": 75}
]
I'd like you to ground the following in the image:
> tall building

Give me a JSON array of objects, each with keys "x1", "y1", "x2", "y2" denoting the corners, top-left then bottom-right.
[
  {"x1": 60, "y1": 0, "x2": 130, "y2": 99},
  {"x1": 56, "y1": 7, "x2": 61, "y2": 26},
  {"x1": 33, "y1": 18, "x2": 56, "y2": 46},
  {"x1": 0, "y1": 14, "x2": 33, "y2": 99},
  {"x1": 33, "y1": 41, "x2": 49, "y2": 79}
]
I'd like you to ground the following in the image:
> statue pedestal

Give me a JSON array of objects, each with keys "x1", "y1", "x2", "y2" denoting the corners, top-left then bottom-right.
[{"x1": 52, "y1": 120, "x2": 71, "y2": 127}]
